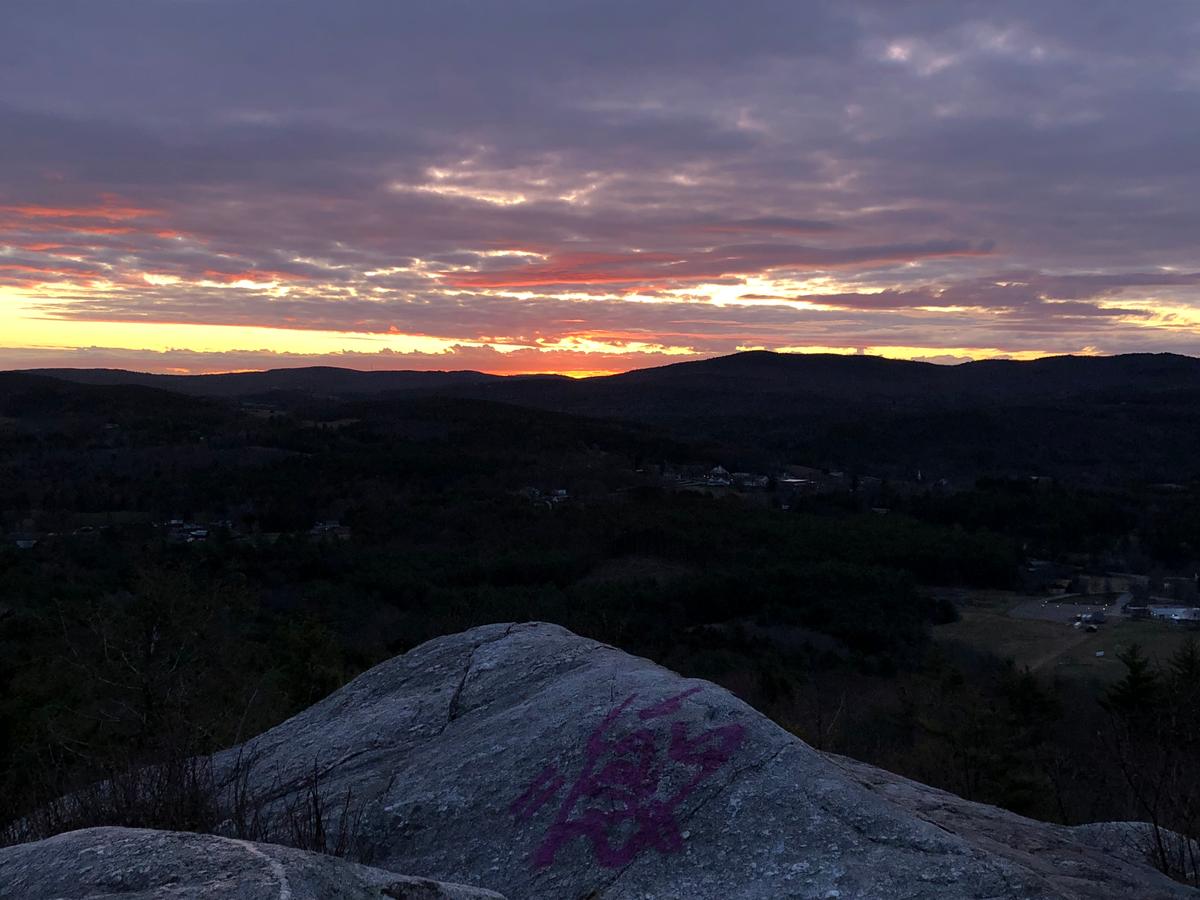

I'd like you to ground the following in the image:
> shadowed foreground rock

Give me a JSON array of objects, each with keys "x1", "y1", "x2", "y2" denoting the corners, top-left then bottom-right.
[
  {"x1": 192, "y1": 622, "x2": 1194, "y2": 899},
  {"x1": 0, "y1": 827, "x2": 505, "y2": 899}
]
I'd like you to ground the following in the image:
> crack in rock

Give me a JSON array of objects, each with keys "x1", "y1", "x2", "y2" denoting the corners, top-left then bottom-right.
[{"x1": 440, "y1": 624, "x2": 519, "y2": 731}]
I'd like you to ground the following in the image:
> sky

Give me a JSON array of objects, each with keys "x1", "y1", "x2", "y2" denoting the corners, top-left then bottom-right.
[{"x1": 3, "y1": 1, "x2": 1200, "y2": 376}]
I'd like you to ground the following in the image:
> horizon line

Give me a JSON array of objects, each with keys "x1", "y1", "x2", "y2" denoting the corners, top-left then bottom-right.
[{"x1": 6, "y1": 348, "x2": 1198, "y2": 381}]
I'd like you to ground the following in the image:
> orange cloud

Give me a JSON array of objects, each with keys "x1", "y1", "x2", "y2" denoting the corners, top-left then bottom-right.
[
  {"x1": 0, "y1": 198, "x2": 155, "y2": 220},
  {"x1": 0, "y1": 262, "x2": 108, "y2": 288},
  {"x1": 0, "y1": 216, "x2": 138, "y2": 236},
  {"x1": 8, "y1": 241, "x2": 70, "y2": 252},
  {"x1": 200, "y1": 269, "x2": 312, "y2": 283},
  {"x1": 0, "y1": 197, "x2": 193, "y2": 264},
  {"x1": 442, "y1": 242, "x2": 989, "y2": 289},
  {"x1": 0, "y1": 262, "x2": 102, "y2": 276},
  {"x1": 0, "y1": 195, "x2": 174, "y2": 242}
]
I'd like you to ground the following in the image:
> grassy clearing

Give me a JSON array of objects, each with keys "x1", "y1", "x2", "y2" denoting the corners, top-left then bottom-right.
[{"x1": 933, "y1": 590, "x2": 1195, "y2": 685}]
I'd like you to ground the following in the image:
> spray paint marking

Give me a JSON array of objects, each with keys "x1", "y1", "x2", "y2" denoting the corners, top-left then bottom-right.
[{"x1": 511, "y1": 688, "x2": 746, "y2": 869}]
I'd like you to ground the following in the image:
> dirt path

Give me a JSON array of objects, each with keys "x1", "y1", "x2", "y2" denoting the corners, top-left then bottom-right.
[{"x1": 1025, "y1": 630, "x2": 1090, "y2": 672}]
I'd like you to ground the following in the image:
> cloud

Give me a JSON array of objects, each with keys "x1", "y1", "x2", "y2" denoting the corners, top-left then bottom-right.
[
  {"x1": 0, "y1": 0, "x2": 1198, "y2": 371},
  {"x1": 441, "y1": 241, "x2": 989, "y2": 289},
  {"x1": 0, "y1": 343, "x2": 693, "y2": 378}
]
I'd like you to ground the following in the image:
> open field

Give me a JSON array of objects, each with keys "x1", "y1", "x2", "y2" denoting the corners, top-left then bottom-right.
[{"x1": 932, "y1": 589, "x2": 1196, "y2": 684}]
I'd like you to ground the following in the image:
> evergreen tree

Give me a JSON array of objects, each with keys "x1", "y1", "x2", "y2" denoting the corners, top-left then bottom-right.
[{"x1": 1104, "y1": 643, "x2": 1161, "y2": 724}]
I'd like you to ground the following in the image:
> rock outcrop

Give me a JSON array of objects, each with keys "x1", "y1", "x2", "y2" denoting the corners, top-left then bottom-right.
[
  {"x1": 0, "y1": 826, "x2": 505, "y2": 899},
  {"x1": 194, "y1": 622, "x2": 1192, "y2": 899}
]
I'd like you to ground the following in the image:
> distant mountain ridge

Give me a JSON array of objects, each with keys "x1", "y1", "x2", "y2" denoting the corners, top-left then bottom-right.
[
  {"x1": 604, "y1": 350, "x2": 1200, "y2": 398},
  {"x1": 22, "y1": 366, "x2": 500, "y2": 397},
  {"x1": 12, "y1": 352, "x2": 1200, "y2": 481},
  {"x1": 18, "y1": 351, "x2": 1200, "y2": 404}
]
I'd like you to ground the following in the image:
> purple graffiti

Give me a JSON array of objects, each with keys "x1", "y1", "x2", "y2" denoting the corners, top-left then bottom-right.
[
  {"x1": 512, "y1": 688, "x2": 746, "y2": 870},
  {"x1": 510, "y1": 766, "x2": 565, "y2": 821},
  {"x1": 637, "y1": 685, "x2": 702, "y2": 720}
]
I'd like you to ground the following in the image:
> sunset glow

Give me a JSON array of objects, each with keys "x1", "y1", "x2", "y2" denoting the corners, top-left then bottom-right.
[{"x1": 3, "y1": 3, "x2": 1199, "y2": 375}]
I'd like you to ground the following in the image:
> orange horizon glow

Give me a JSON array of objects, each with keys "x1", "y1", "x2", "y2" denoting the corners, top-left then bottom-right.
[
  {"x1": 3, "y1": 193, "x2": 1197, "y2": 376},
  {"x1": 0, "y1": 278, "x2": 1174, "y2": 377}
]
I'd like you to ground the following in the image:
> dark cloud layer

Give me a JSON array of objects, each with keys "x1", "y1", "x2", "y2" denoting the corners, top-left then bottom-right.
[{"x1": 2, "y1": 1, "x2": 1199, "y2": 371}]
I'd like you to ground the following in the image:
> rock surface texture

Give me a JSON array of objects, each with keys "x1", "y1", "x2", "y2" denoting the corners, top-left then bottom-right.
[
  {"x1": 193, "y1": 621, "x2": 1193, "y2": 899},
  {"x1": 0, "y1": 826, "x2": 505, "y2": 899}
]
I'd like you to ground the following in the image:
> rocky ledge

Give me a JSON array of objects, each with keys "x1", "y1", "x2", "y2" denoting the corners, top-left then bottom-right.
[
  {"x1": 3, "y1": 622, "x2": 1195, "y2": 899},
  {"x1": 0, "y1": 826, "x2": 504, "y2": 899}
]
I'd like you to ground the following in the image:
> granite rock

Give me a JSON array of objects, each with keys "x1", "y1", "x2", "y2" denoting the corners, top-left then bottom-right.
[
  {"x1": 0, "y1": 826, "x2": 505, "y2": 899},
  {"x1": 205, "y1": 622, "x2": 1195, "y2": 899}
]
